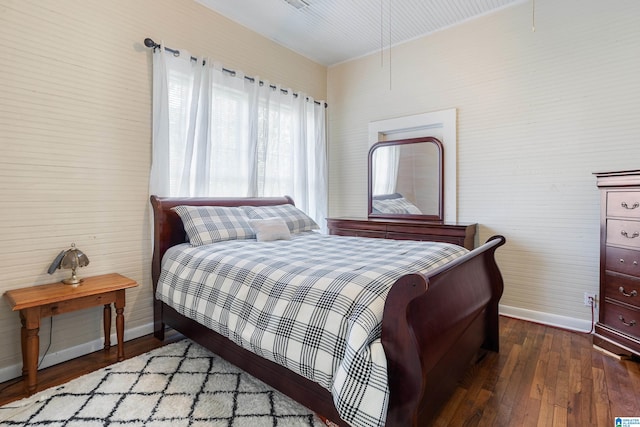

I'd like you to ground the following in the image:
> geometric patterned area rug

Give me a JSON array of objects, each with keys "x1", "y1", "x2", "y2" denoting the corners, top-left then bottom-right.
[{"x1": 0, "y1": 340, "x2": 328, "y2": 426}]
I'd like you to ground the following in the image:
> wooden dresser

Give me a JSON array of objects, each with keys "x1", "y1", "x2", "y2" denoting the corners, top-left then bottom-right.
[
  {"x1": 327, "y1": 217, "x2": 477, "y2": 250},
  {"x1": 594, "y1": 170, "x2": 640, "y2": 357}
]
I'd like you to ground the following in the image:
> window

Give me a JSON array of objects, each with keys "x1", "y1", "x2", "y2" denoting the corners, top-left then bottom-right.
[{"x1": 151, "y1": 51, "x2": 327, "y2": 226}]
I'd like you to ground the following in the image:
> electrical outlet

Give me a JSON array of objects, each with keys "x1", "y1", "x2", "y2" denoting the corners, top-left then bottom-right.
[{"x1": 583, "y1": 292, "x2": 597, "y2": 307}]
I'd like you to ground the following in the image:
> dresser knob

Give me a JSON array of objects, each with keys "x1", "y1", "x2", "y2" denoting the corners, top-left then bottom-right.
[
  {"x1": 621, "y1": 230, "x2": 640, "y2": 239},
  {"x1": 621, "y1": 201, "x2": 640, "y2": 210},
  {"x1": 620, "y1": 258, "x2": 625, "y2": 263},
  {"x1": 618, "y1": 315, "x2": 637, "y2": 327},
  {"x1": 619, "y1": 286, "x2": 638, "y2": 297}
]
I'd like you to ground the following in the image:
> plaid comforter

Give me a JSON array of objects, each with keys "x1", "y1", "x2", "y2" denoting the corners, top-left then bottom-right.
[{"x1": 157, "y1": 232, "x2": 468, "y2": 427}]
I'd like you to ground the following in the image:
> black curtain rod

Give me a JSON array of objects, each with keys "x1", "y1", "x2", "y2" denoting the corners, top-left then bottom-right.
[{"x1": 144, "y1": 38, "x2": 326, "y2": 108}]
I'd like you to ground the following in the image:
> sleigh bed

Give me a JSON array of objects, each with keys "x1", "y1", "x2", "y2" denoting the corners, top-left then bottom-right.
[{"x1": 150, "y1": 195, "x2": 505, "y2": 427}]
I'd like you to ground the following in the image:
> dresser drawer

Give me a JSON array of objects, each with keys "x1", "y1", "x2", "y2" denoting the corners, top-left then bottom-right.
[
  {"x1": 326, "y1": 218, "x2": 476, "y2": 249},
  {"x1": 386, "y1": 232, "x2": 464, "y2": 246},
  {"x1": 606, "y1": 219, "x2": 640, "y2": 249},
  {"x1": 330, "y1": 228, "x2": 386, "y2": 239},
  {"x1": 327, "y1": 218, "x2": 387, "y2": 239},
  {"x1": 605, "y1": 246, "x2": 640, "y2": 276},
  {"x1": 607, "y1": 191, "x2": 640, "y2": 218},
  {"x1": 604, "y1": 273, "x2": 640, "y2": 306},
  {"x1": 601, "y1": 300, "x2": 640, "y2": 340}
]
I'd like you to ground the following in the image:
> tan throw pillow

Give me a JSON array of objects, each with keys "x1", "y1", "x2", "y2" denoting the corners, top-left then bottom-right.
[{"x1": 249, "y1": 217, "x2": 292, "y2": 242}]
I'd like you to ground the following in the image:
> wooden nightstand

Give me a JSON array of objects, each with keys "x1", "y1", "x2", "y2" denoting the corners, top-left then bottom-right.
[{"x1": 3, "y1": 273, "x2": 138, "y2": 394}]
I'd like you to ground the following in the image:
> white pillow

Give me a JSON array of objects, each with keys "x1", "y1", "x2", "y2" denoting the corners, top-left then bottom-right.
[{"x1": 249, "y1": 218, "x2": 291, "y2": 242}]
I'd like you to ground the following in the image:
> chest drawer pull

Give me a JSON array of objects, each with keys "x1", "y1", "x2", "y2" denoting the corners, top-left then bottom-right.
[
  {"x1": 619, "y1": 259, "x2": 639, "y2": 265},
  {"x1": 618, "y1": 315, "x2": 637, "y2": 327},
  {"x1": 621, "y1": 201, "x2": 640, "y2": 210},
  {"x1": 618, "y1": 286, "x2": 638, "y2": 297},
  {"x1": 620, "y1": 230, "x2": 640, "y2": 239}
]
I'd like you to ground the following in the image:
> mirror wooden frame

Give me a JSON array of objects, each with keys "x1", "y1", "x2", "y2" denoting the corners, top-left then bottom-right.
[{"x1": 368, "y1": 136, "x2": 444, "y2": 222}]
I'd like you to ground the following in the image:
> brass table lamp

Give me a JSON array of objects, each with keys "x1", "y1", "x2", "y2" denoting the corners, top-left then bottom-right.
[{"x1": 48, "y1": 243, "x2": 90, "y2": 285}]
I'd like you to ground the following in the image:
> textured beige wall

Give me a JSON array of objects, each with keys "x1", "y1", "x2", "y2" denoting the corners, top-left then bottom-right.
[
  {"x1": 0, "y1": 0, "x2": 326, "y2": 379},
  {"x1": 327, "y1": 0, "x2": 640, "y2": 329}
]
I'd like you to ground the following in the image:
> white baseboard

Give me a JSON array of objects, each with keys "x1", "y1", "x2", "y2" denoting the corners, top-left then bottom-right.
[
  {"x1": 0, "y1": 308, "x2": 593, "y2": 386},
  {"x1": 0, "y1": 322, "x2": 154, "y2": 384},
  {"x1": 499, "y1": 304, "x2": 594, "y2": 334}
]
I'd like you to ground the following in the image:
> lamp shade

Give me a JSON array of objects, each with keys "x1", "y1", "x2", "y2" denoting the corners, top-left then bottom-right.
[{"x1": 60, "y1": 243, "x2": 90, "y2": 285}]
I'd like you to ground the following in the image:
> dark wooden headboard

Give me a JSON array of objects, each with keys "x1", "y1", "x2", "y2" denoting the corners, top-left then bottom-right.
[{"x1": 149, "y1": 195, "x2": 294, "y2": 291}]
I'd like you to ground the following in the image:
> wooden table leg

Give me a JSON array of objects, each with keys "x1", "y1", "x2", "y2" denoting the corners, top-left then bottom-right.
[
  {"x1": 22, "y1": 308, "x2": 40, "y2": 395},
  {"x1": 103, "y1": 304, "x2": 111, "y2": 350},
  {"x1": 115, "y1": 290, "x2": 125, "y2": 361},
  {"x1": 20, "y1": 313, "x2": 28, "y2": 378}
]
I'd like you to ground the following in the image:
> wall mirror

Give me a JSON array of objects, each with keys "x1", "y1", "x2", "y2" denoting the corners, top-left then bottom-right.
[{"x1": 368, "y1": 136, "x2": 444, "y2": 221}]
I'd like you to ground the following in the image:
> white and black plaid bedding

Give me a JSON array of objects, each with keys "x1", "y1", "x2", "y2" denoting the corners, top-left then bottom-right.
[{"x1": 157, "y1": 232, "x2": 468, "y2": 427}]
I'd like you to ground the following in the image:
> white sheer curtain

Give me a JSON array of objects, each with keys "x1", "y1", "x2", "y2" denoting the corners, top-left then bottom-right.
[
  {"x1": 372, "y1": 145, "x2": 400, "y2": 196},
  {"x1": 150, "y1": 45, "x2": 327, "y2": 228}
]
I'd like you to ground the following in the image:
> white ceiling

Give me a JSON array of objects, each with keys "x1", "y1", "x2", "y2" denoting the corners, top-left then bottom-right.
[{"x1": 195, "y1": 0, "x2": 525, "y2": 66}]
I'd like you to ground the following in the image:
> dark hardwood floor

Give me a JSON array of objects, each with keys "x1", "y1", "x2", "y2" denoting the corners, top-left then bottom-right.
[{"x1": 1, "y1": 316, "x2": 639, "y2": 426}]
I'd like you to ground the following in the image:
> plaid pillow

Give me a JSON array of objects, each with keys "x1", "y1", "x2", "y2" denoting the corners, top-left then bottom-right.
[
  {"x1": 173, "y1": 205, "x2": 255, "y2": 246},
  {"x1": 242, "y1": 204, "x2": 319, "y2": 234}
]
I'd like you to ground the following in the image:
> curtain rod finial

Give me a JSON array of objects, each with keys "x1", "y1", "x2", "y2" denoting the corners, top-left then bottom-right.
[{"x1": 144, "y1": 38, "x2": 158, "y2": 49}]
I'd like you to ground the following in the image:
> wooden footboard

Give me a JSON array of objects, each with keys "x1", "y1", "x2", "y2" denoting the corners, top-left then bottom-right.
[
  {"x1": 382, "y1": 235, "x2": 505, "y2": 426},
  {"x1": 150, "y1": 195, "x2": 505, "y2": 427}
]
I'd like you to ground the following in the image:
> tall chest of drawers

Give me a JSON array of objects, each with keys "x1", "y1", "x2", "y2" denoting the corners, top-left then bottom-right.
[{"x1": 594, "y1": 170, "x2": 640, "y2": 357}]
